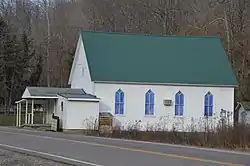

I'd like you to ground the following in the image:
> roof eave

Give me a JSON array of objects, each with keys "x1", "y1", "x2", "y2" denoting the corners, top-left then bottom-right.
[
  {"x1": 93, "y1": 80, "x2": 237, "y2": 88},
  {"x1": 67, "y1": 98, "x2": 100, "y2": 102},
  {"x1": 23, "y1": 96, "x2": 58, "y2": 99},
  {"x1": 57, "y1": 94, "x2": 99, "y2": 102}
]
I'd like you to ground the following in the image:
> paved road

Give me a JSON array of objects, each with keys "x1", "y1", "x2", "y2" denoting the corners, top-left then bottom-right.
[{"x1": 0, "y1": 127, "x2": 249, "y2": 166}]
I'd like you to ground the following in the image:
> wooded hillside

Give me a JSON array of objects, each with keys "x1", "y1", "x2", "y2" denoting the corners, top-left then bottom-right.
[{"x1": 0, "y1": 0, "x2": 249, "y2": 111}]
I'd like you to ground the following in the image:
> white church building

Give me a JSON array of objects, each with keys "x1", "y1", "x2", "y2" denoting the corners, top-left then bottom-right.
[{"x1": 16, "y1": 30, "x2": 238, "y2": 131}]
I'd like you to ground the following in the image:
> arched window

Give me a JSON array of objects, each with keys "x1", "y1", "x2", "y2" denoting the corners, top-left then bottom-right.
[
  {"x1": 204, "y1": 92, "x2": 213, "y2": 116},
  {"x1": 115, "y1": 89, "x2": 124, "y2": 115},
  {"x1": 145, "y1": 90, "x2": 154, "y2": 115},
  {"x1": 175, "y1": 91, "x2": 184, "y2": 116}
]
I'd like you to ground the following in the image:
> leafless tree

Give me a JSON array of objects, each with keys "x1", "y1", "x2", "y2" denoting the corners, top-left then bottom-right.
[{"x1": 1, "y1": 0, "x2": 250, "y2": 105}]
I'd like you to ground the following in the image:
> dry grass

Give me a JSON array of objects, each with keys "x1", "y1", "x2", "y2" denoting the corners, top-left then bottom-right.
[
  {"x1": 109, "y1": 124, "x2": 250, "y2": 150},
  {"x1": 83, "y1": 117, "x2": 250, "y2": 151}
]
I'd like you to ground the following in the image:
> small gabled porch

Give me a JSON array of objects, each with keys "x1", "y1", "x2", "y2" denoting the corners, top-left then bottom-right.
[
  {"x1": 15, "y1": 86, "x2": 71, "y2": 127},
  {"x1": 15, "y1": 86, "x2": 95, "y2": 129},
  {"x1": 15, "y1": 98, "x2": 56, "y2": 127}
]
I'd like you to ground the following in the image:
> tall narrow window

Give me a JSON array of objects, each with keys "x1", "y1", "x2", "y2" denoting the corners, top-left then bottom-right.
[
  {"x1": 175, "y1": 91, "x2": 184, "y2": 116},
  {"x1": 61, "y1": 102, "x2": 63, "y2": 112},
  {"x1": 204, "y1": 92, "x2": 213, "y2": 116},
  {"x1": 115, "y1": 89, "x2": 124, "y2": 115},
  {"x1": 145, "y1": 90, "x2": 154, "y2": 115}
]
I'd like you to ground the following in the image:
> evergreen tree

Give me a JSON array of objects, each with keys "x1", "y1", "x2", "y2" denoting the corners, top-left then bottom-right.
[
  {"x1": 0, "y1": 17, "x2": 37, "y2": 112},
  {"x1": 0, "y1": 17, "x2": 11, "y2": 109}
]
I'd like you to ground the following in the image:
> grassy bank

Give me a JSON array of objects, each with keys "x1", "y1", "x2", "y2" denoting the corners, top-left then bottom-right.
[{"x1": 0, "y1": 113, "x2": 44, "y2": 126}]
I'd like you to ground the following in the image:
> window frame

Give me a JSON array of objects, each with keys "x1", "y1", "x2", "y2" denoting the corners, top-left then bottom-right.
[
  {"x1": 204, "y1": 92, "x2": 213, "y2": 117},
  {"x1": 175, "y1": 91, "x2": 184, "y2": 116},
  {"x1": 145, "y1": 89, "x2": 155, "y2": 116},
  {"x1": 115, "y1": 89, "x2": 124, "y2": 115}
]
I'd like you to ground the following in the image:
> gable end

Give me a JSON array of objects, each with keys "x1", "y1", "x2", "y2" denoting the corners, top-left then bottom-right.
[{"x1": 68, "y1": 34, "x2": 82, "y2": 85}]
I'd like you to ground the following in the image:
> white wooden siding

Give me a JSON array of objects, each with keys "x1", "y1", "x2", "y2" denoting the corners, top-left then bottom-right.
[
  {"x1": 65, "y1": 101, "x2": 99, "y2": 130},
  {"x1": 94, "y1": 83, "x2": 234, "y2": 131},
  {"x1": 56, "y1": 96, "x2": 68, "y2": 129},
  {"x1": 70, "y1": 36, "x2": 94, "y2": 94}
]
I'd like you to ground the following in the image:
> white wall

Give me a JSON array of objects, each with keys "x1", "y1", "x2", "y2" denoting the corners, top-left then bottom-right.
[
  {"x1": 56, "y1": 96, "x2": 68, "y2": 129},
  {"x1": 65, "y1": 101, "x2": 99, "y2": 130},
  {"x1": 70, "y1": 36, "x2": 94, "y2": 94},
  {"x1": 22, "y1": 88, "x2": 31, "y2": 98},
  {"x1": 94, "y1": 83, "x2": 235, "y2": 131}
]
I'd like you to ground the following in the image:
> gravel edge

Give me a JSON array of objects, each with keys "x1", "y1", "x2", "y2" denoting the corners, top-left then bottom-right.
[{"x1": 0, "y1": 147, "x2": 74, "y2": 166}]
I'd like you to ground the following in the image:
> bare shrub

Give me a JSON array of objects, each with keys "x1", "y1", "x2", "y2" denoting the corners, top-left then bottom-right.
[
  {"x1": 83, "y1": 116, "x2": 250, "y2": 151},
  {"x1": 82, "y1": 116, "x2": 99, "y2": 135}
]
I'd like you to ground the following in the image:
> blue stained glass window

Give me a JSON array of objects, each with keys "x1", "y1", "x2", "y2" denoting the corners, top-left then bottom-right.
[
  {"x1": 204, "y1": 92, "x2": 213, "y2": 116},
  {"x1": 115, "y1": 89, "x2": 124, "y2": 115},
  {"x1": 175, "y1": 91, "x2": 184, "y2": 116},
  {"x1": 145, "y1": 90, "x2": 154, "y2": 115}
]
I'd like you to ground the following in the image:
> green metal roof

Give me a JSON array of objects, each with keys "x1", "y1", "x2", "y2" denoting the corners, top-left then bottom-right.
[
  {"x1": 81, "y1": 30, "x2": 238, "y2": 86},
  {"x1": 58, "y1": 92, "x2": 98, "y2": 99},
  {"x1": 27, "y1": 87, "x2": 72, "y2": 97},
  {"x1": 26, "y1": 87, "x2": 98, "y2": 99}
]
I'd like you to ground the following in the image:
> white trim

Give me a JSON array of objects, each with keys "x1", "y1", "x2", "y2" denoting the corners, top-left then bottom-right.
[
  {"x1": 31, "y1": 99, "x2": 34, "y2": 124},
  {"x1": 22, "y1": 96, "x2": 58, "y2": 99},
  {"x1": 25, "y1": 100, "x2": 28, "y2": 124},
  {"x1": 94, "y1": 80, "x2": 237, "y2": 88},
  {"x1": 67, "y1": 98, "x2": 100, "y2": 102},
  {"x1": 68, "y1": 35, "x2": 82, "y2": 85},
  {"x1": 57, "y1": 94, "x2": 99, "y2": 102},
  {"x1": 15, "y1": 99, "x2": 27, "y2": 104}
]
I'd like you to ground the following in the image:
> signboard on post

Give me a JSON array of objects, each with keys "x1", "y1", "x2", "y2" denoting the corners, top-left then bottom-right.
[
  {"x1": 99, "y1": 112, "x2": 113, "y2": 135},
  {"x1": 51, "y1": 113, "x2": 60, "y2": 132},
  {"x1": 51, "y1": 119, "x2": 58, "y2": 131}
]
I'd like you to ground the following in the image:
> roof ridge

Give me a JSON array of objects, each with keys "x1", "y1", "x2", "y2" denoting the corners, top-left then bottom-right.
[{"x1": 81, "y1": 29, "x2": 220, "y2": 39}]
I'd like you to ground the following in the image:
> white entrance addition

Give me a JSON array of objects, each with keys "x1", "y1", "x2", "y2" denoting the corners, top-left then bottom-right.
[
  {"x1": 15, "y1": 98, "x2": 53, "y2": 127},
  {"x1": 15, "y1": 87, "x2": 100, "y2": 130}
]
